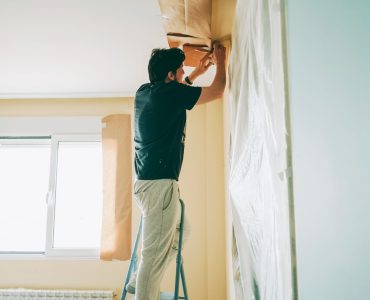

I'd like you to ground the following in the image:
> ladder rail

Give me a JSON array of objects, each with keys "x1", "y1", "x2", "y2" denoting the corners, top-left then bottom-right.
[
  {"x1": 121, "y1": 217, "x2": 143, "y2": 300},
  {"x1": 174, "y1": 199, "x2": 187, "y2": 300}
]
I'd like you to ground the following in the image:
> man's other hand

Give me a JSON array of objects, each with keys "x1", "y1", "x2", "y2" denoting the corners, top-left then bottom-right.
[{"x1": 212, "y1": 43, "x2": 226, "y2": 65}]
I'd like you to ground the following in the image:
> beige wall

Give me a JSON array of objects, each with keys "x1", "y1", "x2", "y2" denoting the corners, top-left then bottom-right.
[
  {"x1": 0, "y1": 98, "x2": 227, "y2": 299},
  {"x1": 211, "y1": 0, "x2": 236, "y2": 299},
  {"x1": 0, "y1": 98, "x2": 132, "y2": 116},
  {"x1": 211, "y1": 0, "x2": 236, "y2": 40}
]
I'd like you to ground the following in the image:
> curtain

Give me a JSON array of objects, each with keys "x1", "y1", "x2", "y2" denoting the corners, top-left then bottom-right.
[
  {"x1": 228, "y1": 0, "x2": 293, "y2": 299},
  {"x1": 100, "y1": 114, "x2": 132, "y2": 261}
]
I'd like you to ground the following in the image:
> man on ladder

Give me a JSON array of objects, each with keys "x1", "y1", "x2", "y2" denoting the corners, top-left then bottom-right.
[{"x1": 130, "y1": 43, "x2": 226, "y2": 300}]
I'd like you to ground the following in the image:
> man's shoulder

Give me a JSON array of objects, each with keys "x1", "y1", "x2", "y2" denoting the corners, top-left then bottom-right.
[
  {"x1": 136, "y1": 83, "x2": 151, "y2": 94},
  {"x1": 135, "y1": 81, "x2": 201, "y2": 108},
  {"x1": 158, "y1": 81, "x2": 201, "y2": 97},
  {"x1": 135, "y1": 82, "x2": 170, "y2": 96},
  {"x1": 136, "y1": 81, "x2": 194, "y2": 93},
  {"x1": 135, "y1": 83, "x2": 153, "y2": 106}
]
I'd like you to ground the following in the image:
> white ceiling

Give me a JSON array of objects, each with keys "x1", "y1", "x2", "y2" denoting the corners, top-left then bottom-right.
[{"x1": 0, "y1": 0, "x2": 169, "y2": 98}]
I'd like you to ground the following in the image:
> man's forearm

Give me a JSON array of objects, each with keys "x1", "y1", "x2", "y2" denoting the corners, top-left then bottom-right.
[
  {"x1": 188, "y1": 69, "x2": 202, "y2": 84},
  {"x1": 196, "y1": 61, "x2": 226, "y2": 105},
  {"x1": 188, "y1": 60, "x2": 226, "y2": 89},
  {"x1": 213, "y1": 62, "x2": 226, "y2": 93}
]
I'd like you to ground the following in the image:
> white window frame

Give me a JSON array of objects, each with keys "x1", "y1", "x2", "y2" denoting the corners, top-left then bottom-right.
[{"x1": 0, "y1": 134, "x2": 102, "y2": 259}]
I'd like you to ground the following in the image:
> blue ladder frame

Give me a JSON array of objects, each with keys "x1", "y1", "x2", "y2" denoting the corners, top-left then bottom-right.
[{"x1": 121, "y1": 199, "x2": 189, "y2": 300}]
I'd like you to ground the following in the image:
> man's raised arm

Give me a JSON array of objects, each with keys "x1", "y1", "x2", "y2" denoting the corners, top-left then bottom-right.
[{"x1": 197, "y1": 43, "x2": 227, "y2": 105}]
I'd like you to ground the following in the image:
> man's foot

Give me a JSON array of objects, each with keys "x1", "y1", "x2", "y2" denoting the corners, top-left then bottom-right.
[{"x1": 126, "y1": 271, "x2": 137, "y2": 294}]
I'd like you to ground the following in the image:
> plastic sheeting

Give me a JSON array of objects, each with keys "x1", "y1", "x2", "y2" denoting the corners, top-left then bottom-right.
[{"x1": 228, "y1": 0, "x2": 293, "y2": 299}]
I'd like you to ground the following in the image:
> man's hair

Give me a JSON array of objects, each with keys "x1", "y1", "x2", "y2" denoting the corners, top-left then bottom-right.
[{"x1": 148, "y1": 48, "x2": 185, "y2": 83}]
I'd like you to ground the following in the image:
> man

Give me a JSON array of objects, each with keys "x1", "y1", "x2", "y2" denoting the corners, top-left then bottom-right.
[{"x1": 130, "y1": 43, "x2": 226, "y2": 300}]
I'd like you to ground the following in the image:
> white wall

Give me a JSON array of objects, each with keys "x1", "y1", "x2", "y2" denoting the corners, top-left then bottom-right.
[
  {"x1": 286, "y1": 1, "x2": 370, "y2": 299},
  {"x1": 0, "y1": 0, "x2": 167, "y2": 98}
]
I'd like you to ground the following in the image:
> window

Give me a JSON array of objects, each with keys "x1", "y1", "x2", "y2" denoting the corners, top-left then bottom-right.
[
  {"x1": 0, "y1": 135, "x2": 102, "y2": 258},
  {"x1": 0, "y1": 138, "x2": 50, "y2": 253}
]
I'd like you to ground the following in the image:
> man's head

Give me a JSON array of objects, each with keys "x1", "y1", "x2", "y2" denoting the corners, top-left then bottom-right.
[{"x1": 148, "y1": 48, "x2": 185, "y2": 84}]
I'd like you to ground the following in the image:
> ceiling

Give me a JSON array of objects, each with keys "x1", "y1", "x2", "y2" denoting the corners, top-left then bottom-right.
[{"x1": 0, "y1": 0, "x2": 170, "y2": 98}]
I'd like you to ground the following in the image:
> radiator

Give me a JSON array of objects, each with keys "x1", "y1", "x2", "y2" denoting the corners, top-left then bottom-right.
[{"x1": 0, "y1": 289, "x2": 114, "y2": 300}]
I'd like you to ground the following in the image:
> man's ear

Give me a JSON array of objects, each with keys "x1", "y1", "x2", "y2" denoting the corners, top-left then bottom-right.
[{"x1": 167, "y1": 71, "x2": 175, "y2": 81}]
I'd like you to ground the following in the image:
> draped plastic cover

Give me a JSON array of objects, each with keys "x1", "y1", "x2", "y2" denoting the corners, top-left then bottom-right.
[{"x1": 228, "y1": 0, "x2": 292, "y2": 299}]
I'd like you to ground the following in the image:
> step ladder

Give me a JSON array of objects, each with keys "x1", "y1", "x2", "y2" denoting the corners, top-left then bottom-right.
[{"x1": 121, "y1": 199, "x2": 189, "y2": 300}]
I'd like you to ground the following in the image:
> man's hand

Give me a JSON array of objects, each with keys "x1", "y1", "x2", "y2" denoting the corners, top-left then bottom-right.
[
  {"x1": 187, "y1": 43, "x2": 226, "y2": 84},
  {"x1": 212, "y1": 43, "x2": 226, "y2": 66},
  {"x1": 196, "y1": 42, "x2": 227, "y2": 105},
  {"x1": 194, "y1": 52, "x2": 214, "y2": 76},
  {"x1": 188, "y1": 52, "x2": 213, "y2": 83}
]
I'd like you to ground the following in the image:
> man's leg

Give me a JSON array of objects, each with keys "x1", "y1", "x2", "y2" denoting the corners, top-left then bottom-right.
[
  {"x1": 134, "y1": 179, "x2": 181, "y2": 300},
  {"x1": 167, "y1": 212, "x2": 191, "y2": 263}
]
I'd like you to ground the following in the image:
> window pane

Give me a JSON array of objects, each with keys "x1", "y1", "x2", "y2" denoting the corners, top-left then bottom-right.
[
  {"x1": 0, "y1": 143, "x2": 50, "y2": 252},
  {"x1": 53, "y1": 141, "x2": 102, "y2": 248}
]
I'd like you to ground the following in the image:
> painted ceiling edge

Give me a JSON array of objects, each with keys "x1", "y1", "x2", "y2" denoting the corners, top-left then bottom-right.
[{"x1": 157, "y1": 0, "x2": 212, "y2": 67}]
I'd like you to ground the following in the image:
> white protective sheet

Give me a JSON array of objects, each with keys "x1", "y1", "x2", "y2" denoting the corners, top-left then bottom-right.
[{"x1": 228, "y1": 0, "x2": 293, "y2": 299}]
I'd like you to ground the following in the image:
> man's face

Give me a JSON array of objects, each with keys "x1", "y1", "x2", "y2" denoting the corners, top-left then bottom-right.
[{"x1": 174, "y1": 64, "x2": 185, "y2": 82}]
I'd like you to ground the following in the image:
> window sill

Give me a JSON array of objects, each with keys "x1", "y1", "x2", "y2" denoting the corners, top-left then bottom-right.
[{"x1": 0, "y1": 250, "x2": 101, "y2": 261}]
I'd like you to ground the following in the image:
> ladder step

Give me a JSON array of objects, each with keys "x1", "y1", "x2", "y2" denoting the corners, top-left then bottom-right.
[
  {"x1": 160, "y1": 292, "x2": 175, "y2": 300},
  {"x1": 159, "y1": 292, "x2": 186, "y2": 300}
]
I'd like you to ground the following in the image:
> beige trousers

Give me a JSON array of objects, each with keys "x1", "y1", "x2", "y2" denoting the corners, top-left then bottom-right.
[{"x1": 134, "y1": 179, "x2": 190, "y2": 300}]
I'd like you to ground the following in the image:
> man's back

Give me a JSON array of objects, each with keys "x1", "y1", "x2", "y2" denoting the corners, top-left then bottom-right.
[{"x1": 134, "y1": 81, "x2": 201, "y2": 180}]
